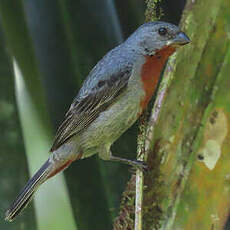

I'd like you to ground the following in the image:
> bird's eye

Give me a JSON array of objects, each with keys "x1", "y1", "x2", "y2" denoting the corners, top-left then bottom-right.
[{"x1": 158, "y1": 27, "x2": 167, "y2": 36}]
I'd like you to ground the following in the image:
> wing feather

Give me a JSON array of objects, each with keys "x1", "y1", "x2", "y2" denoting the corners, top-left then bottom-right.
[{"x1": 50, "y1": 69, "x2": 131, "y2": 151}]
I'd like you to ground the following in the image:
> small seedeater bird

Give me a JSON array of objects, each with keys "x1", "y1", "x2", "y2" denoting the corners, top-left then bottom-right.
[{"x1": 5, "y1": 21, "x2": 190, "y2": 221}]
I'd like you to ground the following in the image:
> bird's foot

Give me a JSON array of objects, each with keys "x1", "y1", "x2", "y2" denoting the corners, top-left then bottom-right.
[{"x1": 109, "y1": 156, "x2": 148, "y2": 172}]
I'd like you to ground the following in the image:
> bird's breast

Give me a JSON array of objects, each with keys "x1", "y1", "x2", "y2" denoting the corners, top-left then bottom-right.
[{"x1": 140, "y1": 46, "x2": 176, "y2": 111}]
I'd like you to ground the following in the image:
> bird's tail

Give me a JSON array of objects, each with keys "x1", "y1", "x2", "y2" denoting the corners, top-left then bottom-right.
[{"x1": 5, "y1": 159, "x2": 53, "y2": 222}]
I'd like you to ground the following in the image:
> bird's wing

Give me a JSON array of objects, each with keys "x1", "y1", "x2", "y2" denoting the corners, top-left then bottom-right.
[{"x1": 50, "y1": 68, "x2": 131, "y2": 152}]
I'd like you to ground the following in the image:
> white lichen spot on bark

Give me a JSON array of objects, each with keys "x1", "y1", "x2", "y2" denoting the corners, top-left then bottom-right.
[
  {"x1": 198, "y1": 109, "x2": 228, "y2": 170},
  {"x1": 202, "y1": 140, "x2": 221, "y2": 170}
]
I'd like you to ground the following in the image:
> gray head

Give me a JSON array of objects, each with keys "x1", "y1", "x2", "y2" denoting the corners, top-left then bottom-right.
[{"x1": 124, "y1": 21, "x2": 190, "y2": 56}]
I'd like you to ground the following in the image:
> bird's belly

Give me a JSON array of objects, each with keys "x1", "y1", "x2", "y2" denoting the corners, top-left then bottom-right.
[{"x1": 78, "y1": 84, "x2": 144, "y2": 157}]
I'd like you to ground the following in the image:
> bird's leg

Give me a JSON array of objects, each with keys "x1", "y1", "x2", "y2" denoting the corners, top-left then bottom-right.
[{"x1": 98, "y1": 147, "x2": 147, "y2": 171}]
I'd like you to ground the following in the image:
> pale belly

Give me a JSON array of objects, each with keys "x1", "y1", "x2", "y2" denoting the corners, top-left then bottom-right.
[{"x1": 76, "y1": 81, "x2": 145, "y2": 157}]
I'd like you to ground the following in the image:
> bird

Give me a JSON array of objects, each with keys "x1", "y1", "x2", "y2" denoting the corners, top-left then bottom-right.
[{"x1": 5, "y1": 21, "x2": 190, "y2": 222}]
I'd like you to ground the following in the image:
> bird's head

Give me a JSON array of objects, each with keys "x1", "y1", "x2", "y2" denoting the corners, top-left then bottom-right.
[{"x1": 125, "y1": 21, "x2": 190, "y2": 56}]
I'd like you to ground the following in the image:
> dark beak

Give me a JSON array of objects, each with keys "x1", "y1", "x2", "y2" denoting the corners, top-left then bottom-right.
[{"x1": 169, "y1": 32, "x2": 191, "y2": 46}]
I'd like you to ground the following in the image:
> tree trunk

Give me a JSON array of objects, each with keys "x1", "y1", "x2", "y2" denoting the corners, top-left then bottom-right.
[{"x1": 114, "y1": 0, "x2": 230, "y2": 229}]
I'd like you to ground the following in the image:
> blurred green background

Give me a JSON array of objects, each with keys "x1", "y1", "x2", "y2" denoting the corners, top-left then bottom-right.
[{"x1": 0, "y1": 0, "x2": 188, "y2": 230}]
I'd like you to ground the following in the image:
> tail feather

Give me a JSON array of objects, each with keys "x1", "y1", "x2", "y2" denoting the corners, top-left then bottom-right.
[{"x1": 5, "y1": 160, "x2": 52, "y2": 222}]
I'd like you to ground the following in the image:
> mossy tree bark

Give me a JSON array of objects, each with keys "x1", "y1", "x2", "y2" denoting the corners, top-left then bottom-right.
[{"x1": 114, "y1": 0, "x2": 230, "y2": 229}]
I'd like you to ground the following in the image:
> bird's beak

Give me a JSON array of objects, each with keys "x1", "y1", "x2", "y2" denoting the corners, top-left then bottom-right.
[{"x1": 167, "y1": 32, "x2": 191, "y2": 46}]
